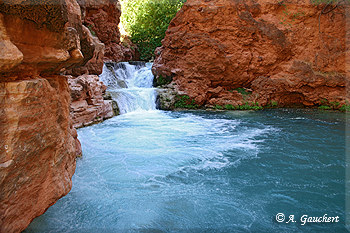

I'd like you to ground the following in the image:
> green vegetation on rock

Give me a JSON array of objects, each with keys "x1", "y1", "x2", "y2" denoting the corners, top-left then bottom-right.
[
  {"x1": 214, "y1": 102, "x2": 263, "y2": 111},
  {"x1": 339, "y1": 105, "x2": 350, "y2": 112},
  {"x1": 174, "y1": 95, "x2": 199, "y2": 109},
  {"x1": 235, "y1": 88, "x2": 252, "y2": 96},
  {"x1": 87, "y1": 25, "x2": 96, "y2": 37},
  {"x1": 154, "y1": 75, "x2": 172, "y2": 87},
  {"x1": 266, "y1": 100, "x2": 278, "y2": 108},
  {"x1": 317, "y1": 99, "x2": 349, "y2": 112},
  {"x1": 215, "y1": 105, "x2": 224, "y2": 110},
  {"x1": 224, "y1": 104, "x2": 235, "y2": 110},
  {"x1": 318, "y1": 105, "x2": 332, "y2": 110},
  {"x1": 121, "y1": 0, "x2": 185, "y2": 61}
]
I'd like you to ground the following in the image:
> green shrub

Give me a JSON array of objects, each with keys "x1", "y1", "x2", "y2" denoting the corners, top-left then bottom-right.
[
  {"x1": 317, "y1": 99, "x2": 344, "y2": 111},
  {"x1": 235, "y1": 87, "x2": 252, "y2": 96},
  {"x1": 154, "y1": 75, "x2": 172, "y2": 87},
  {"x1": 215, "y1": 105, "x2": 224, "y2": 110},
  {"x1": 339, "y1": 105, "x2": 350, "y2": 112},
  {"x1": 121, "y1": 0, "x2": 185, "y2": 61},
  {"x1": 318, "y1": 105, "x2": 332, "y2": 110},
  {"x1": 266, "y1": 100, "x2": 278, "y2": 108},
  {"x1": 252, "y1": 105, "x2": 264, "y2": 110},
  {"x1": 271, "y1": 100, "x2": 278, "y2": 107},
  {"x1": 329, "y1": 101, "x2": 340, "y2": 108},
  {"x1": 320, "y1": 98, "x2": 328, "y2": 105},
  {"x1": 174, "y1": 95, "x2": 199, "y2": 109},
  {"x1": 224, "y1": 104, "x2": 235, "y2": 110}
]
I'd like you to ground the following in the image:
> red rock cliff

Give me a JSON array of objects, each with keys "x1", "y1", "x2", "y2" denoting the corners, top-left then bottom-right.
[
  {"x1": 66, "y1": 0, "x2": 125, "y2": 128},
  {"x1": 153, "y1": 0, "x2": 349, "y2": 108},
  {"x1": 0, "y1": 0, "x2": 88, "y2": 232},
  {"x1": 79, "y1": 0, "x2": 139, "y2": 63}
]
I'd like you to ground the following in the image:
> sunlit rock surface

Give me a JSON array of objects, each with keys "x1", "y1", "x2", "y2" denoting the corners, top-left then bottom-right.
[
  {"x1": 80, "y1": 0, "x2": 139, "y2": 62},
  {"x1": 153, "y1": 0, "x2": 349, "y2": 107}
]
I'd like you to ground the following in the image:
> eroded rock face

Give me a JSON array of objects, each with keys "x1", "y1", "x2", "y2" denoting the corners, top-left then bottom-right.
[
  {"x1": 0, "y1": 0, "x2": 87, "y2": 232},
  {"x1": 0, "y1": 0, "x2": 89, "y2": 76},
  {"x1": 68, "y1": 75, "x2": 114, "y2": 128},
  {"x1": 153, "y1": 0, "x2": 349, "y2": 107},
  {"x1": 0, "y1": 76, "x2": 80, "y2": 233},
  {"x1": 67, "y1": 25, "x2": 106, "y2": 76}
]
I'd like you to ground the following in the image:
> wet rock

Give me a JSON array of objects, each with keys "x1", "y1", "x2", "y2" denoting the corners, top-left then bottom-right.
[
  {"x1": 155, "y1": 82, "x2": 182, "y2": 110},
  {"x1": 104, "y1": 91, "x2": 120, "y2": 115}
]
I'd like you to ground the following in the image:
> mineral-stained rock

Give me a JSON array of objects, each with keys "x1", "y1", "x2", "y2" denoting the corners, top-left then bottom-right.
[
  {"x1": 0, "y1": 76, "x2": 80, "y2": 233},
  {"x1": 153, "y1": 0, "x2": 349, "y2": 107},
  {"x1": 68, "y1": 75, "x2": 114, "y2": 128},
  {"x1": 156, "y1": 89, "x2": 176, "y2": 110}
]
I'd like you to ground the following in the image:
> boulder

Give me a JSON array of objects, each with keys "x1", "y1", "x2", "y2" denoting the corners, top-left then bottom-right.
[{"x1": 68, "y1": 75, "x2": 114, "y2": 128}]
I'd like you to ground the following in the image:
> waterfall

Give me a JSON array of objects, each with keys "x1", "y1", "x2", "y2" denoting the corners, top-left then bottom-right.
[{"x1": 100, "y1": 62, "x2": 157, "y2": 114}]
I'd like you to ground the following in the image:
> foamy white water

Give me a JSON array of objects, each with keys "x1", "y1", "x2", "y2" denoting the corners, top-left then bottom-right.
[
  {"x1": 25, "y1": 109, "x2": 347, "y2": 232},
  {"x1": 100, "y1": 62, "x2": 156, "y2": 114}
]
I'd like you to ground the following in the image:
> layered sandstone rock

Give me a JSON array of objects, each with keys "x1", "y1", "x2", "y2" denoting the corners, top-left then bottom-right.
[
  {"x1": 0, "y1": 14, "x2": 23, "y2": 72},
  {"x1": 0, "y1": 76, "x2": 80, "y2": 233},
  {"x1": 153, "y1": 0, "x2": 349, "y2": 108},
  {"x1": 69, "y1": 75, "x2": 114, "y2": 128},
  {"x1": 0, "y1": 0, "x2": 86, "y2": 232},
  {"x1": 66, "y1": 0, "x2": 119, "y2": 128}
]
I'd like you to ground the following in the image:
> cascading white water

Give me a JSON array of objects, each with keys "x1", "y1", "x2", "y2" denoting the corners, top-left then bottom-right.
[{"x1": 99, "y1": 62, "x2": 157, "y2": 114}]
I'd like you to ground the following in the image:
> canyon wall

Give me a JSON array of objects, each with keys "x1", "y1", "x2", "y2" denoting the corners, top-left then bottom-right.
[
  {"x1": 0, "y1": 0, "x2": 86, "y2": 232},
  {"x1": 153, "y1": 0, "x2": 349, "y2": 108},
  {"x1": 67, "y1": 0, "x2": 137, "y2": 127}
]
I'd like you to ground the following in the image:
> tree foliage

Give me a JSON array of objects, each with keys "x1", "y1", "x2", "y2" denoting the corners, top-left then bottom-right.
[{"x1": 121, "y1": 0, "x2": 185, "y2": 61}]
